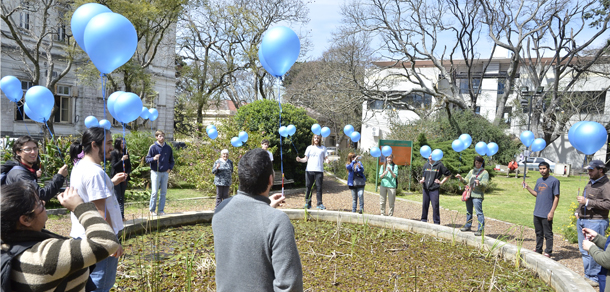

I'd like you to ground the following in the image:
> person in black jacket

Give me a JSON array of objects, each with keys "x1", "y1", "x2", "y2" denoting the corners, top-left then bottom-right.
[
  {"x1": 110, "y1": 138, "x2": 131, "y2": 221},
  {"x1": 1, "y1": 136, "x2": 67, "y2": 202},
  {"x1": 419, "y1": 155, "x2": 451, "y2": 225}
]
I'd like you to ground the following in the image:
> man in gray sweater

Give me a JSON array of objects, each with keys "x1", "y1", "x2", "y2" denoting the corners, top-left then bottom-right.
[{"x1": 212, "y1": 148, "x2": 303, "y2": 292}]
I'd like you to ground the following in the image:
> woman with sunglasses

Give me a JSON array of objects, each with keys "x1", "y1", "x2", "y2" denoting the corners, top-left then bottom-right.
[{"x1": 1, "y1": 181, "x2": 120, "y2": 291}]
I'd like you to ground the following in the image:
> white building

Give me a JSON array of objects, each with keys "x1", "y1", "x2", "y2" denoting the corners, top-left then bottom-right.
[
  {"x1": 0, "y1": 4, "x2": 176, "y2": 140},
  {"x1": 361, "y1": 50, "x2": 609, "y2": 168}
]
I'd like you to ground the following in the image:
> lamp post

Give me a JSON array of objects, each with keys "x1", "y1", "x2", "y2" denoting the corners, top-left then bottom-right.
[{"x1": 519, "y1": 86, "x2": 544, "y2": 179}]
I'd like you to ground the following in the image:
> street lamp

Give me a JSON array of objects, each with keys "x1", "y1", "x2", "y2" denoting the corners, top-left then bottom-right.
[{"x1": 519, "y1": 86, "x2": 544, "y2": 178}]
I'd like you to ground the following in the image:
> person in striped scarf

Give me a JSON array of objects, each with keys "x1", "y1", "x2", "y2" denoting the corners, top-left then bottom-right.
[{"x1": 1, "y1": 180, "x2": 120, "y2": 291}]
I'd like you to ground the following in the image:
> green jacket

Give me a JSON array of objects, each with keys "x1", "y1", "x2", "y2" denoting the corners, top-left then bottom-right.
[
  {"x1": 464, "y1": 168, "x2": 489, "y2": 199},
  {"x1": 379, "y1": 164, "x2": 398, "y2": 188},
  {"x1": 589, "y1": 234, "x2": 610, "y2": 292}
]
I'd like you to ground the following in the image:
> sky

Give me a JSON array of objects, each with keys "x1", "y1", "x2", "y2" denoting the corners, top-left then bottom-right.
[{"x1": 304, "y1": 1, "x2": 344, "y2": 60}]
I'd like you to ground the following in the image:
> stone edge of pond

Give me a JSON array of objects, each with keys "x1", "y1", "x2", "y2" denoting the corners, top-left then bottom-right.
[{"x1": 118, "y1": 209, "x2": 593, "y2": 292}]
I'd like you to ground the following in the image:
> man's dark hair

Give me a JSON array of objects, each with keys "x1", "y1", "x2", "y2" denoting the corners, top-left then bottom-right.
[
  {"x1": 70, "y1": 127, "x2": 111, "y2": 162},
  {"x1": 1, "y1": 181, "x2": 39, "y2": 240},
  {"x1": 473, "y1": 156, "x2": 485, "y2": 168},
  {"x1": 238, "y1": 148, "x2": 274, "y2": 196},
  {"x1": 261, "y1": 139, "x2": 270, "y2": 145},
  {"x1": 538, "y1": 162, "x2": 550, "y2": 169},
  {"x1": 12, "y1": 136, "x2": 38, "y2": 163}
]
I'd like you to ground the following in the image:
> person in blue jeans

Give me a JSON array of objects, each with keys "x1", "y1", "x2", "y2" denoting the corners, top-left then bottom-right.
[
  {"x1": 346, "y1": 153, "x2": 365, "y2": 214},
  {"x1": 145, "y1": 130, "x2": 175, "y2": 216},
  {"x1": 456, "y1": 156, "x2": 490, "y2": 236},
  {"x1": 576, "y1": 160, "x2": 610, "y2": 287}
]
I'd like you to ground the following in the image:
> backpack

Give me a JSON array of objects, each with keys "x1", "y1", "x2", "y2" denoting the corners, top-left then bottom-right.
[{"x1": 0, "y1": 165, "x2": 25, "y2": 186}]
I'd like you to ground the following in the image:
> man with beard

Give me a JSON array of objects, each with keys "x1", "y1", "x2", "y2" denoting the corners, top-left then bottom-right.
[
  {"x1": 68, "y1": 127, "x2": 127, "y2": 292},
  {"x1": 1, "y1": 135, "x2": 68, "y2": 202}
]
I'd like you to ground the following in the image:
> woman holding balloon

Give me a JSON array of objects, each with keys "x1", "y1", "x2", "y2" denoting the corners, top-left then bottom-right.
[
  {"x1": 212, "y1": 149, "x2": 234, "y2": 209},
  {"x1": 346, "y1": 153, "x2": 366, "y2": 214},
  {"x1": 110, "y1": 138, "x2": 131, "y2": 221},
  {"x1": 379, "y1": 154, "x2": 398, "y2": 216},
  {"x1": 456, "y1": 156, "x2": 490, "y2": 236}
]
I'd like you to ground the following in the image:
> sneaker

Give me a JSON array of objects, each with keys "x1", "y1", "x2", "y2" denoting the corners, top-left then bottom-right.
[
  {"x1": 158, "y1": 212, "x2": 166, "y2": 216},
  {"x1": 474, "y1": 230, "x2": 483, "y2": 236},
  {"x1": 358, "y1": 210, "x2": 363, "y2": 214},
  {"x1": 316, "y1": 204, "x2": 326, "y2": 210},
  {"x1": 584, "y1": 277, "x2": 599, "y2": 287},
  {"x1": 304, "y1": 204, "x2": 312, "y2": 209},
  {"x1": 460, "y1": 226, "x2": 471, "y2": 232},
  {"x1": 150, "y1": 211, "x2": 156, "y2": 216}
]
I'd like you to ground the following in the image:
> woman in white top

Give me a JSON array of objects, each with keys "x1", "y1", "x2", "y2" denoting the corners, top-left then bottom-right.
[{"x1": 296, "y1": 134, "x2": 329, "y2": 210}]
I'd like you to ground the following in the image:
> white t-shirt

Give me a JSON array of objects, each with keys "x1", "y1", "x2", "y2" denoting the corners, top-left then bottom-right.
[
  {"x1": 304, "y1": 145, "x2": 327, "y2": 172},
  {"x1": 267, "y1": 150, "x2": 274, "y2": 162},
  {"x1": 70, "y1": 160, "x2": 123, "y2": 238}
]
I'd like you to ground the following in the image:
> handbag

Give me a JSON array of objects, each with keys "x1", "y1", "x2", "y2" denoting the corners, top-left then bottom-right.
[
  {"x1": 353, "y1": 173, "x2": 366, "y2": 187},
  {"x1": 461, "y1": 168, "x2": 484, "y2": 201}
]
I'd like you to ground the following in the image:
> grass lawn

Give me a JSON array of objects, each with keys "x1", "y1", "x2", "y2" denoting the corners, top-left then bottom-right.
[{"x1": 393, "y1": 172, "x2": 590, "y2": 230}]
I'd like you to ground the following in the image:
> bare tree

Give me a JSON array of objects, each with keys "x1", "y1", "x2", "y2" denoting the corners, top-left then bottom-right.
[{"x1": 1, "y1": 0, "x2": 76, "y2": 135}]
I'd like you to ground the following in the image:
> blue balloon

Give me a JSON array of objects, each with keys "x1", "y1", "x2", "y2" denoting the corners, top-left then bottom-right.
[
  {"x1": 475, "y1": 141, "x2": 488, "y2": 156},
  {"x1": 287, "y1": 125, "x2": 296, "y2": 136},
  {"x1": 350, "y1": 131, "x2": 361, "y2": 142},
  {"x1": 85, "y1": 116, "x2": 99, "y2": 128},
  {"x1": 149, "y1": 108, "x2": 159, "y2": 121},
  {"x1": 206, "y1": 124, "x2": 217, "y2": 132},
  {"x1": 99, "y1": 119, "x2": 111, "y2": 130},
  {"x1": 568, "y1": 121, "x2": 586, "y2": 145},
  {"x1": 71, "y1": 3, "x2": 112, "y2": 52},
  {"x1": 571, "y1": 121, "x2": 608, "y2": 155},
  {"x1": 451, "y1": 139, "x2": 464, "y2": 152},
  {"x1": 531, "y1": 138, "x2": 546, "y2": 152},
  {"x1": 382, "y1": 146, "x2": 393, "y2": 157},
  {"x1": 258, "y1": 46, "x2": 278, "y2": 77},
  {"x1": 1, "y1": 76, "x2": 23, "y2": 102},
  {"x1": 419, "y1": 145, "x2": 431, "y2": 158},
  {"x1": 231, "y1": 137, "x2": 241, "y2": 147},
  {"x1": 24, "y1": 86, "x2": 54, "y2": 122},
  {"x1": 344, "y1": 125, "x2": 354, "y2": 136},
  {"x1": 311, "y1": 124, "x2": 321, "y2": 135},
  {"x1": 140, "y1": 107, "x2": 149, "y2": 119},
  {"x1": 519, "y1": 131, "x2": 535, "y2": 147},
  {"x1": 459, "y1": 134, "x2": 472, "y2": 148},
  {"x1": 279, "y1": 126, "x2": 288, "y2": 137},
  {"x1": 239, "y1": 131, "x2": 249, "y2": 142},
  {"x1": 113, "y1": 92, "x2": 142, "y2": 123},
  {"x1": 207, "y1": 128, "x2": 218, "y2": 140},
  {"x1": 260, "y1": 26, "x2": 300, "y2": 77},
  {"x1": 370, "y1": 147, "x2": 381, "y2": 158},
  {"x1": 84, "y1": 12, "x2": 137, "y2": 73},
  {"x1": 107, "y1": 91, "x2": 124, "y2": 120},
  {"x1": 431, "y1": 149, "x2": 444, "y2": 161},
  {"x1": 487, "y1": 142, "x2": 499, "y2": 156},
  {"x1": 24, "y1": 103, "x2": 45, "y2": 123},
  {"x1": 320, "y1": 127, "x2": 331, "y2": 138}
]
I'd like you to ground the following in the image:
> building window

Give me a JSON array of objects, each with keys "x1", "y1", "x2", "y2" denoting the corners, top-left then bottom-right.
[
  {"x1": 459, "y1": 79, "x2": 481, "y2": 94},
  {"x1": 579, "y1": 91, "x2": 606, "y2": 114},
  {"x1": 502, "y1": 106, "x2": 512, "y2": 124},
  {"x1": 54, "y1": 96, "x2": 71, "y2": 123},
  {"x1": 368, "y1": 100, "x2": 386, "y2": 110},
  {"x1": 475, "y1": 106, "x2": 481, "y2": 115},
  {"x1": 497, "y1": 78, "x2": 506, "y2": 95},
  {"x1": 20, "y1": 11, "x2": 29, "y2": 29},
  {"x1": 399, "y1": 92, "x2": 432, "y2": 109},
  {"x1": 56, "y1": 85, "x2": 70, "y2": 96}
]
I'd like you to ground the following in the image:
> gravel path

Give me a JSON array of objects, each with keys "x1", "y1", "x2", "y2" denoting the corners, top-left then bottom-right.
[{"x1": 45, "y1": 174, "x2": 585, "y2": 280}]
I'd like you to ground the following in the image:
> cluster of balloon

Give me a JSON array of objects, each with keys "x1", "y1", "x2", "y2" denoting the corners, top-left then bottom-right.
[
  {"x1": 206, "y1": 125, "x2": 218, "y2": 140},
  {"x1": 71, "y1": 3, "x2": 137, "y2": 74},
  {"x1": 258, "y1": 26, "x2": 301, "y2": 78},
  {"x1": 107, "y1": 91, "x2": 143, "y2": 124},
  {"x1": 311, "y1": 124, "x2": 331, "y2": 137},
  {"x1": 344, "y1": 124, "x2": 360, "y2": 142},
  {"x1": 420, "y1": 145, "x2": 431, "y2": 158},
  {"x1": 519, "y1": 130, "x2": 547, "y2": 153},
  {"x1": 231, "y1": 131, "x2": 249, "y2": 147},
  {"x1": 84, "y1": 116, "x2": 111, "y2": 130},
  {"x1": 279, "y1": 125, "x2": 296, "y2": 137},
  {"x1": 0, "y1": 76, "x2": 23, "y2": 103},
  {"x1": 568, "y1": 121, "x2": 608, "y2": 155}
]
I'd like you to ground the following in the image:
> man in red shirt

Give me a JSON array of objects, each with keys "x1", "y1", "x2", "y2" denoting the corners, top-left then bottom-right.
[{"x1": 507, "y1": 158, "x2": 519, "y2": 178}]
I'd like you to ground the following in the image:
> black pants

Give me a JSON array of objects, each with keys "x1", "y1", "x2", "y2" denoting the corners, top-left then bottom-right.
[
  {"x1": 533, "y1": 216, "x2": 553, "y2": 254},
  {"x1": 305, "y1": 171, "x2": 324, "y2": 206},
  {"x1": 421, "y1": 188, "x2": 440, "y2": 224},
  {"x1": 113, "y1": 181, "x2": 127, "y2": 219},
  {"x1": 215, "y1": 186, "x2": 231, "y2": 208}
]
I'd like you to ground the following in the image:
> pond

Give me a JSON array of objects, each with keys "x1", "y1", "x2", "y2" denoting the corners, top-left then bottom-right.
[{"x1": 116, "y1": 220, "x2": 552, "y2": 291}]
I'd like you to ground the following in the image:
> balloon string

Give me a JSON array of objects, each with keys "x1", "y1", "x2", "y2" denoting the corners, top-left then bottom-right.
[
  {"x1": 277, "y1": 77, "x2": 284, "y2": 196},
  {"x1": 122, "y1": 124, "x2": 127, "y2": 173},
  {"x1": 291, "y1": 140, "x2": 299, "y2": 156},
  {"x1": 101, "y1": 73, "x2": 106, "y2": 120},
  {"x1": 44, "y1": 121, "x2": 62, "y2": 157},
  {"x1": 17, "y1": 106, "x2": 32, "y2": 136}
]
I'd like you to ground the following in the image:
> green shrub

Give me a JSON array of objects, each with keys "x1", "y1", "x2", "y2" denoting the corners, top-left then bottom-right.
[
  {"x1": 116, "y1": 130, "x2": 157, "y2": 189},
  {"x1": 234, "y1": 100, "x2": 318, "y2": 186}
]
